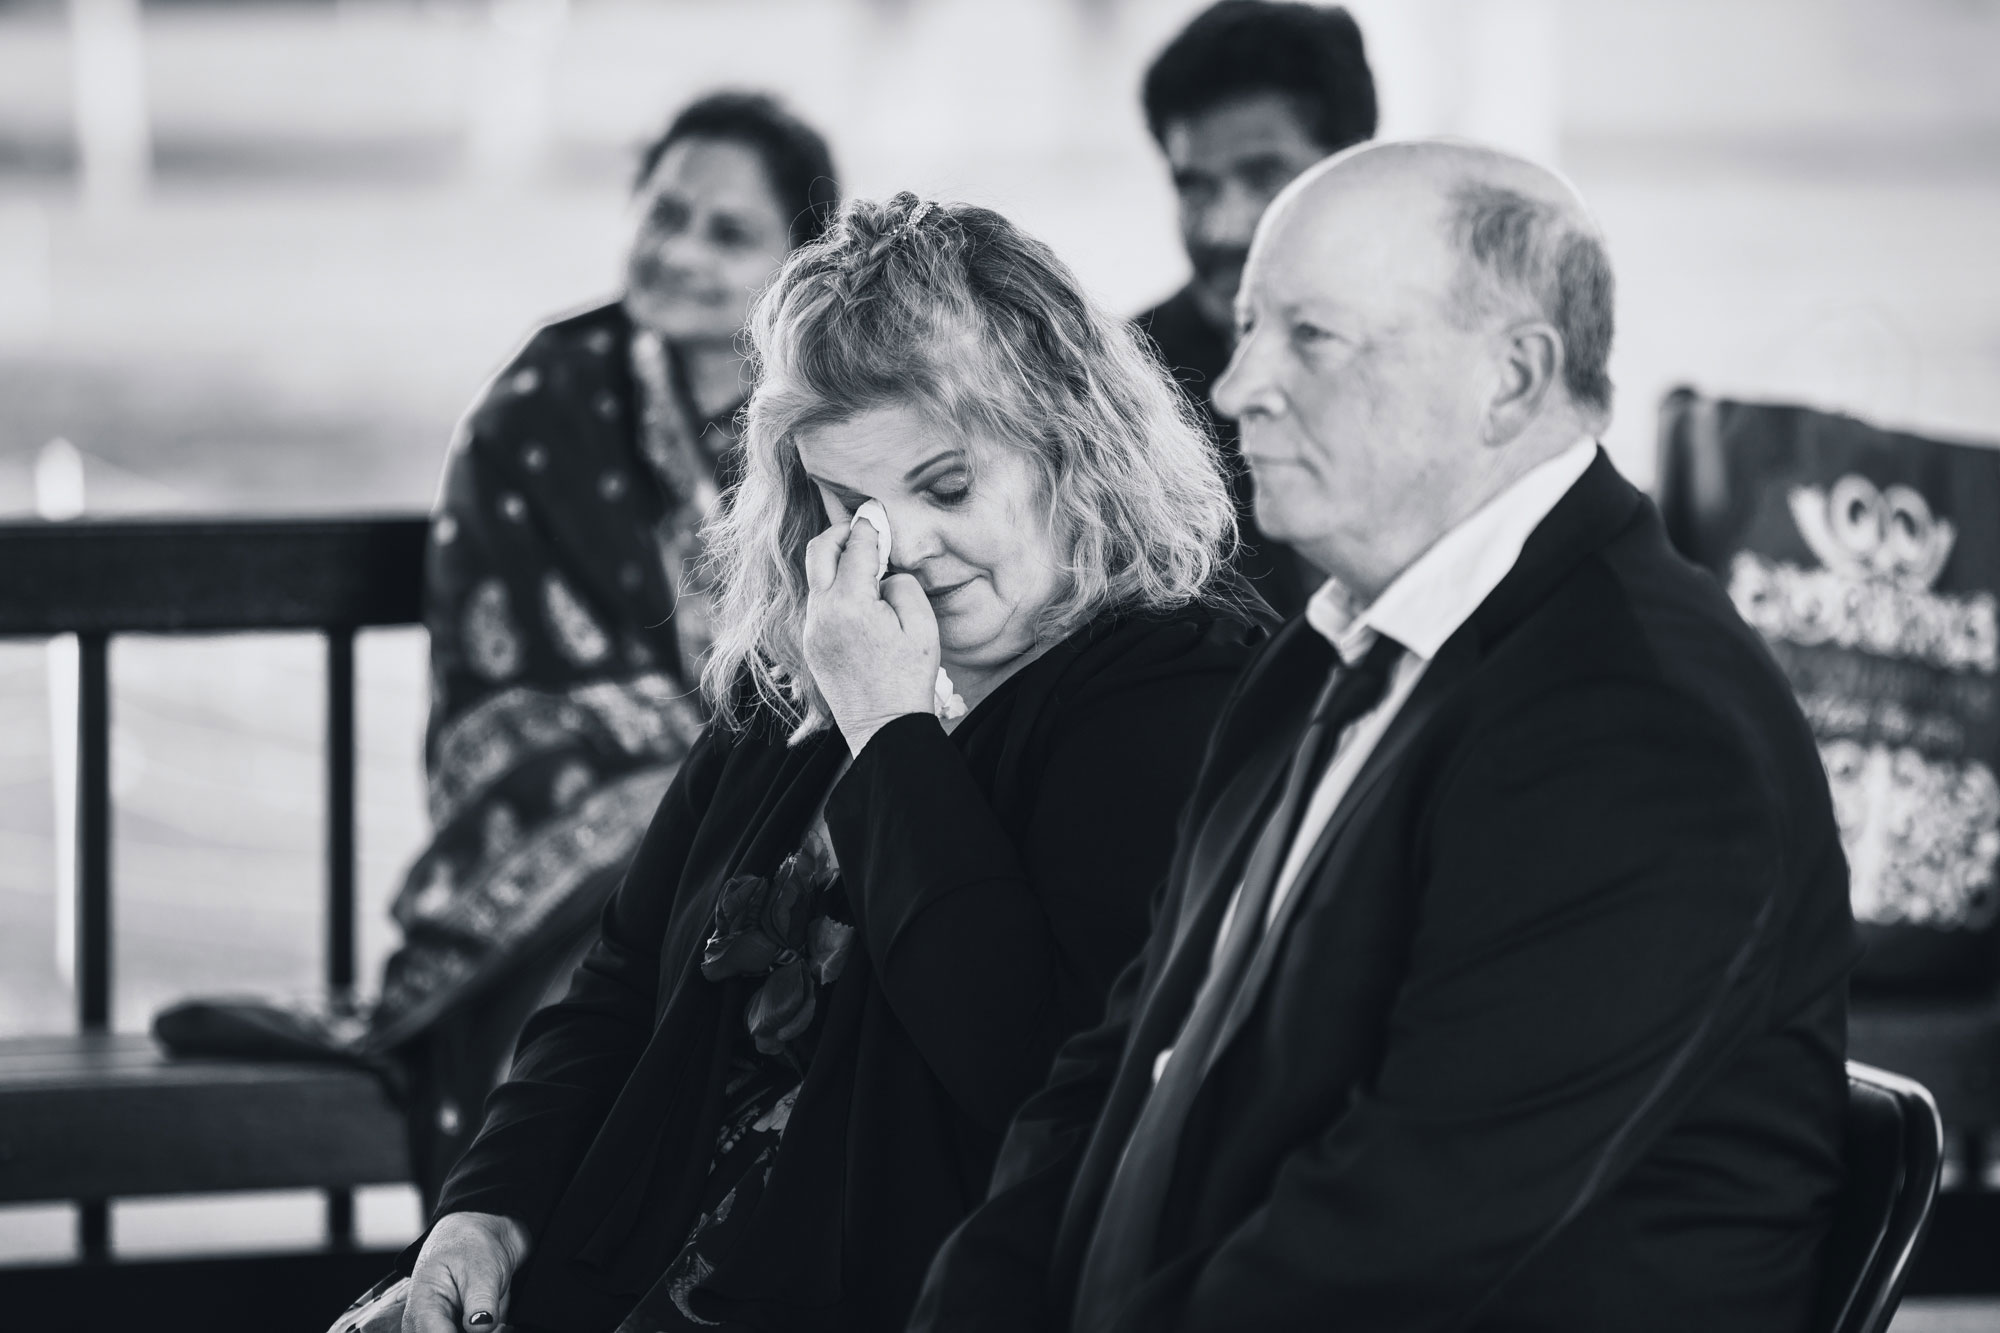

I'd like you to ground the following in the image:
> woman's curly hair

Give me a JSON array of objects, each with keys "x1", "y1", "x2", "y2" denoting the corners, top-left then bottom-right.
[{"x1": 700, "y1": 192, "x2": 1238, "y2": 738}]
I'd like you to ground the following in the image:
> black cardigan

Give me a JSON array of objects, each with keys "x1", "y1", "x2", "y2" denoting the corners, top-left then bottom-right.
[{"x1": 432, "y1": 600, "x2": 1267, "y2": 1331}]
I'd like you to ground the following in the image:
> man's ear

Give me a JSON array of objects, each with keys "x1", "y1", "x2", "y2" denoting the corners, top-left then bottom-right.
[{"x1": 1483, "y1": 321, "x2": 1562, "y2": 446}]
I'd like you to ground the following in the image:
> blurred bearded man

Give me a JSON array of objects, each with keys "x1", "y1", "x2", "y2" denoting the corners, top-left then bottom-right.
[
  {"x1": 911, "y1": 140, "x2": 1855, "y2": 1333},
  {"x1": 1135, "y1": 0, "x2": 1376, "y2": 617}
]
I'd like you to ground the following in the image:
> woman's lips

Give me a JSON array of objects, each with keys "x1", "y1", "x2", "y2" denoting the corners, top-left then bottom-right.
[
  {"x1": 648, "y1": 284, "x2": 727, "y2": 307},
  {"x1": 631, "y1": 261, "x2": 726, "y2": 306},
  {"x1": 925, "y1": 577, "x2": 977, "y2": 608}
]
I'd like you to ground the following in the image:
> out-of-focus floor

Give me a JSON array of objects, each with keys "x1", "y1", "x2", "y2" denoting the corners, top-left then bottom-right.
[{"x1": 1894, "y1": 1300, "x2": 2000, "y2": 1332}]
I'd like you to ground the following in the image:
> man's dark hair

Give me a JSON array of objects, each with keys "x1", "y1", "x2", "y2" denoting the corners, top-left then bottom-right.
[
  {"x1": 1142, "y1": 1, "x2": 1377, "y2": 151},
  {"x1": 635, "y1": 91, "x2": 840, "y2": 250}
]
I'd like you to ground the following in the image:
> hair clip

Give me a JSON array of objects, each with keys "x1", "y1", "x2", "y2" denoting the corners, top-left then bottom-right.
[{"x1": 904, "y1": 200, "x2": 935, "y2": 234}]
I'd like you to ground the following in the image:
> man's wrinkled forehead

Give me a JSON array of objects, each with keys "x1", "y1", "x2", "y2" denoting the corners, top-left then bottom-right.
[{"x1": 1237, "y1": 164, "x2": 1457, "y2": 319}]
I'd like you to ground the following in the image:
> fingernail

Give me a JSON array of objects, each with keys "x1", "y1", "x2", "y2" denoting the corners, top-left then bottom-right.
[{"x1": 468, "y1": 1313, "x2": 495, "y2": 1328}]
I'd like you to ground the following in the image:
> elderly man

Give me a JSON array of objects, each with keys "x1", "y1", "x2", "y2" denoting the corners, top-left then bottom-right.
[{"x1": 910, "y1": 141, "x2": 1854, "y2": 1332}]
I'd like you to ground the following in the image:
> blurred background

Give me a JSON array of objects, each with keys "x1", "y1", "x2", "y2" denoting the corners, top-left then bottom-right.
[{"x1": 1, "y1": 0, "x2": 1997, "y2": 1300}]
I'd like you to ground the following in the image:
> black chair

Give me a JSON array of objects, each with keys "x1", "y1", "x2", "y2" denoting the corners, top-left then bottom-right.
[{"x1": 1812, "y1": 1061, "x2": 1944, "y2": 1333}]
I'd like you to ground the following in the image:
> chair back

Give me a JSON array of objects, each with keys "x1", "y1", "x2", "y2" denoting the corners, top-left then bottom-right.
[{"x1": 1810, "y1": 1061, "x2": 1943, "y2": 1333}]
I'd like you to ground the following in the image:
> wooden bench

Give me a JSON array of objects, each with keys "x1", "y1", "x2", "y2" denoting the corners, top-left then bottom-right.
[
  {"x1": 0, "y1": 1034, "x2": 407, "y2": 1204},
  {"x1": 0, "y1": 516, "x2": 428, "y2": 1327}
]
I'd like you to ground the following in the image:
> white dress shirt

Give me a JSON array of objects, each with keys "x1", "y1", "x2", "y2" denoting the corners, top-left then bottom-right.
[{"x1": 1156, "y1": 438, "x2": 1600, "y2": 1085}]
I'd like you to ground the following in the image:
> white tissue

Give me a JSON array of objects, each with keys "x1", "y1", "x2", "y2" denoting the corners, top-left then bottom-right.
[
  {"x1": 933, "y1": 671, "x2": 968, "y2": 721},
  {"x1": 849, "y1": 499, "x2": 893, "y2": 583},
  {"x1": 846, "y1": 499, "x2": 967, "y2": 721}
]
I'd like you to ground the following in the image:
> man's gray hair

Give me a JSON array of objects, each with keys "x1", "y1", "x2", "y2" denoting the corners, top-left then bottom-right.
[{"x1": 1446, "y1": 181, "x2": 1615, "y2": 415}]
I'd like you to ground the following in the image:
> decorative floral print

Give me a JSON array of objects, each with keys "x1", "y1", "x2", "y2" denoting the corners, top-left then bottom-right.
[
  {"x1": 461, "y1": 578, "x2": 524, "y2": 683},
  {"x1": 699, "y1": 837, "x2": 854, "y2": 1057}
]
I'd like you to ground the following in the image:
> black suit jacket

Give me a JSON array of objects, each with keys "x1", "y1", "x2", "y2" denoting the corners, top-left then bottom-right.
[
  {"x1": 1135, "y1": 285, "x2": 1316, "y2": 619},
  {"x1": 911, "y1": 451, "x2": 1856, "y2": 1333}
]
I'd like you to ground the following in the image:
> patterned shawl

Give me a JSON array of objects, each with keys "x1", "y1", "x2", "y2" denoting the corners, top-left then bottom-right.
[{"x1": 367, "y1": 300, "x2": 736, "y2": 1050}]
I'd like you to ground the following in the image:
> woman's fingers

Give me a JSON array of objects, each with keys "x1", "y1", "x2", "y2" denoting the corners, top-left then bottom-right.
[
  {"x1": 455, "y1": 1267, "x2": 507, "y2": 1333},
  {"x1": 401, "y1": 1214, "x2": 522, "y2": 1333},
  {"x1": 879, "y1": 573, "x2": 937, "y2": 640},
  {"x1": 399, "y1": 1273, "x2": 461, "y2": 1333},
  {"x1": 834, "y1": 518, "x2": 882, "y2": 596},
  {"x1": 804, "y1": 524, "x2": 849, "y2": 594},
  {"x1": 807, "y1": 517, "x2": 886, "y2": 602},
  {"x1": 399, "y1": 1257, "x2": 507, "y2": 1333}
]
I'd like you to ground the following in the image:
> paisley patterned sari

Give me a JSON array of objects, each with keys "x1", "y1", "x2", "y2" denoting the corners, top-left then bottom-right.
[
  {"x1": 375, "y1": 303, "x2": 726, "y2": 1040},
  {"x1": 370, "y1": 300, "x2": 740, "y2": 1188}
]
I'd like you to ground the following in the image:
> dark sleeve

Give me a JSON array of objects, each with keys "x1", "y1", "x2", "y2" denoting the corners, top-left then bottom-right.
[
  {"x1": 1107, "y1": 683, "x2": 1800, "y2": 1333},
  {"x1": 907, "y1": 926, "x2": 1162, "y2": 1333},
  {"x1": 905, "y1": 631, "x2": 1273, "y2": 1333},
  {"x1": 431, "y1": 724, "x2": 730, "y2": 1233},
  {"x1": 823, "y1": 626, "x2": 1242, "y2": 1135}
]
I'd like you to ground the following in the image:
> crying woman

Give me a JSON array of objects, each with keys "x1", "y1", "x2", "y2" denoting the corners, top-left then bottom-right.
[{"x1": 339, "y1": 193, "x2": 1270, "y2": 1333}]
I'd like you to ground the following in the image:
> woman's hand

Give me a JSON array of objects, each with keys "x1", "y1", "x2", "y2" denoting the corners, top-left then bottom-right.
[
  {"x1": 803, "y1": 516, "x2": 940, "y2": 754},
  {"x1": 402, "y1": 1210, "x2": 532, "y2": 1333}
]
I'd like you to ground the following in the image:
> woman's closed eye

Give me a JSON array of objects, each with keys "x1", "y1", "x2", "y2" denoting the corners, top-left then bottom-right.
[{"x1": 928, "y1": 474, "x2": 972, "y2": 508}]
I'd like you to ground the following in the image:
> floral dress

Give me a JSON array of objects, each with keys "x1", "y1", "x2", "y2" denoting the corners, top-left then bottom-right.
[{"x1": 615, "y1": 819, "x2": 857, "y2": 1333}]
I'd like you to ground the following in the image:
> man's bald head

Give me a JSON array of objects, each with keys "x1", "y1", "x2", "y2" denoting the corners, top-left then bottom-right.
[
  {"x1": 1269, "y1": 140, "x2": 1615, "y2": 419},
  {"x1": 1214, "y1": 140, "x2": 1617, "y2": 599}
]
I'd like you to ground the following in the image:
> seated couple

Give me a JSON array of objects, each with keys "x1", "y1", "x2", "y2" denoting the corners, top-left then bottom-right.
[{"x1": 344, "y1": 143, "x2": 1854, "y2": 1333}]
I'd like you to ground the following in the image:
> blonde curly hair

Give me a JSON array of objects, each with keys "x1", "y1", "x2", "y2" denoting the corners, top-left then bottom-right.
[{"x1": 700, "y1": 192, "x2": 1238, "y2": 737}]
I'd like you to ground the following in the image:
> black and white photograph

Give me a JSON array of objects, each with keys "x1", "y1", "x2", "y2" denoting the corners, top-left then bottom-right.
[{"x1": 1, "y1": 2, "x2": 1998, "y2": 1330}]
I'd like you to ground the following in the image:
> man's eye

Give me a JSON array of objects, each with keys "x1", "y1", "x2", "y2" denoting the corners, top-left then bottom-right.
[
  {"x1": 1245, "y1": 162, "x2": 1299, "y2": 195},
  {"x1": 1291, "y1": 322, "x2": 1334, "y2": 347},
  {"x1": 1174, "y1": 175, "x2": 1217, "y2": 205}
]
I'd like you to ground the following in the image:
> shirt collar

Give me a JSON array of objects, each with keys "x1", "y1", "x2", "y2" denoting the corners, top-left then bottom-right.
[{"x1": 1306, "y1": 438, "x2": 1600, "y2": 663}]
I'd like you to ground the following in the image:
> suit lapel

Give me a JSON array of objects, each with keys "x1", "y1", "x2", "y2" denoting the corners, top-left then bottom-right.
[
  {"x1": 1200, "y1": 635, "x2": 1474, "y2": 1077},
  {"x1": 1052, "y1": 617, "x2": 1331, "y2": 1273},
  {"x1": 1193, "y1": 450, "x2": 1646, "y2": 1080},
  {"x1": 1055, "y1": 448, "x2": 1654, "y2": 1297},
  {"x1": 1165, "y1": 617, "x2": 1335, "y2": 954},
  {"x1": 1100, "y1": 620, "x2": 1334, "y2": 1098}
]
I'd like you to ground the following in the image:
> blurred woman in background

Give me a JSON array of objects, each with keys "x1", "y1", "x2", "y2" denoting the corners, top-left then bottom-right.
[
  {"x1": 376, "y1": 90, "x2": 840, "y2": 1200},
  {"x1": 158, "y1": 91, "x2": 839, "y2": 1206},
  {"x1": 336, "y1": 193, "x2": 1264, "y2": 1333},
  {"x1": 376, "y1": 91, "x2": 841, "y2": 1197}
]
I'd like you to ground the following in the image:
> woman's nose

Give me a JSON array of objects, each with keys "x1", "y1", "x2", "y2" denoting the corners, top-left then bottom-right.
[
  {"x1": 880, "y1": 504, "x2": 943, "y2": 571},
  {"x1": 645, "y1": 226, "x2": 711, "y2": 274}
]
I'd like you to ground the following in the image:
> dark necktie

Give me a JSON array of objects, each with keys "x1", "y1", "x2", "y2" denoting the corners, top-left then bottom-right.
[{"x1": 1070, "y1": 632, "x2": 1404, "y2": 1332}]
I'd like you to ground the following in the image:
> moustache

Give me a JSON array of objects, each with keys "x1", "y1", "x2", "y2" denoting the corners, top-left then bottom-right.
[{"x1": 1187, "y1": 244, "x2": 1250, "y2": 285}]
